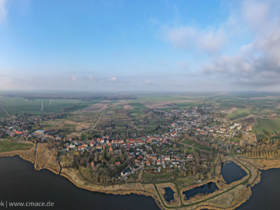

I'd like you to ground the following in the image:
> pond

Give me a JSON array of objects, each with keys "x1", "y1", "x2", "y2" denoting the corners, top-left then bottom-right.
[
  {"x1": 221, "y1": 161, "x2": 247, "y2": 184},
  {"x1": 163, "y1": 187, "x2": 175, "y2": 202},
  {"x1": 183, "y1": 182, "x2": 219, "y2": 200}
]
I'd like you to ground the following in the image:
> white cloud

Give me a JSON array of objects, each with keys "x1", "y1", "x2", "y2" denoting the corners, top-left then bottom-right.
[
  {"x1": 200, "y1": 0, "x2": 280, "y2": 87},
  {"x1": 166, "y1": 25, "x2": 227, "y2": 53},
  {"x1": 109, "y1": 77, "x2": 118, "y2": 83},
  {"x1": 145, "y1": 80, "x2": 153, "y2": 85},
  {"x1": 0, "y1": 0, "x2": 7, "y2": 24},
  {"x1": 242, "y1": 0, "x2": 270, "y2": 29},
  {"x1": 70, "y1": 74, "x2": 76, "y2": 81},
  {"x1": 88, "y1": 75, "x2": 94, "y2": 81}
]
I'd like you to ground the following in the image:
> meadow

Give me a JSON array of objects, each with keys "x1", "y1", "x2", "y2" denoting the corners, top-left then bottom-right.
[
  {"x1": 254, "y1": 118, "x2": 280, "y2": 134},
  {"x1": 227, "y1": 108, "x2": 257, "y2": 119},
  {"x1": 0, "y1": 140, "x2": 34, "y2": 153},
  {"x1": 181, "y1": 139, "x2": 211, "y2": 151}
]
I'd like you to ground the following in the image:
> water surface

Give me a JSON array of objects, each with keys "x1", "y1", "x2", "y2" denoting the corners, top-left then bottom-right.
[
  {"x1": 221, "y1": 161, "x2": 247, "y2": 184},
  {"x1": 0, "y1": 156, "x2": 160, "y2": 210},
  {"x1": 163, "y1": 187, "x2": 174, "y2": 202},
  {"x1": 237, "y1": 168, "x2": 280, "y2": 210},
  {"x1": 183, "y1": 182, "x2": 218, "y2": 200}
]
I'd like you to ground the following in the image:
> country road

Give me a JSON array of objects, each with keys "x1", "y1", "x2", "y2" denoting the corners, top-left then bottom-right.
[
  {"x1": 0, "y1": 103, "x2": 10, "y2": 117},
  {"x1": 82, "y1": 110, "x2": 105, "y2": 133}
]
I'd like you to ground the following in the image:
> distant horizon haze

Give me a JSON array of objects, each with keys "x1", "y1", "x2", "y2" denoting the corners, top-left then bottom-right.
[{"x1": 1, "y1": 0, "x2": 280, "y2": 91}]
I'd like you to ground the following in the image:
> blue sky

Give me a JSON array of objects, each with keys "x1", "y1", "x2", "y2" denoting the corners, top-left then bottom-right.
[{"x1": 1, "y1": 0, "x2": 280, "y2": 92}]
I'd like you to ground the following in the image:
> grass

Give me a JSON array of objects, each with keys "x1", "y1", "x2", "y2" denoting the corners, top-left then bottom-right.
[
  {"x1": 172, "y1": 176, "x2": 196, "y2": 192},
  {"x1": 181, "y1": 139, "x2": 211, "y2": 151},
  {"x1": 254, "y1": 118, "x2": 280, "y2": 134},
  {"x1": 227, "y1": 108, "x2": 256, "y2": 119},
  {"x1": 129, "y1": 102, "x2": 146, "y2": 119},
  {"x1": 0, "y1": 96, "x2": 99, "y2": 117},
  {"x1": 0, "y1": 140, "x2": 34, "y2": 153},
  {"x1": 230, "y1": 138, "x2": 241, "y2": 142},
  {"x1": 142, "y1": 171, "x2": 175, "y2": 181}
]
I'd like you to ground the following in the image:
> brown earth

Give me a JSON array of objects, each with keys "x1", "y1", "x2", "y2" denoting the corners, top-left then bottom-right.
[
  {"x1": 142, "y1": 100, "x2": 196, "y2": 109},
  {"x1": 250, "y1": 96, "x2": 280, "y2": 100},
  {"x1": 72, "y1": 100, "x2": 110, "y2": 114},
  {"x1": 123, "y1": 104, "x2": 133, "y2": 109},
  {"x1": 220, "y1": 107, "x2": 237, "y2": 114},
  {"x1": 240, "y1": 132, "x2": 257, "y2": 146}
]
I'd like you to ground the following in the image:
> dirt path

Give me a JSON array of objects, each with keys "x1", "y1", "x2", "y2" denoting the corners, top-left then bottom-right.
[
  {"x1": 81, "y1": 110, "x2": 105, "y2": 133},
  {"x1": 0, "y1": 103, "x2": 10, "y2": 117}
]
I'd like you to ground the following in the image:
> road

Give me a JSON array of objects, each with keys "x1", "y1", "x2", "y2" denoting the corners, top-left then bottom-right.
[
  {"x1": 0, "y1": 103, "x2": 10, "y2": 117},
  {"x1": 81, "y1": 110, "x2": 105, "y2": 133},
  {"x1": 92, "y1": 110, "x2": 105, "y2": 129},
  {"x1": 227, "y1": 130, "x2": 234, "y2": 153}
]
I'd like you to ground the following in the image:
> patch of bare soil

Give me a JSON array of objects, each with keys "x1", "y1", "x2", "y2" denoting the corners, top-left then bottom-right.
[
  {"x1": 250, "y1": 96, "x2": 280, "y2": 100},
  {"x1": 142, "y1": 100, "x2": 196, "y2": 109},
  {"x1": 72, "y1": 100, "x2": 110, "y2": 114},
  {"x1": 240, "y1": 133, "x2": 257, "y2": 146},
  {"x1": 123, "y1": 104, "x2": 133, "y2": 109},
  {"x1": 220, "y1": 107, "x2": 237, "y2": 114}
]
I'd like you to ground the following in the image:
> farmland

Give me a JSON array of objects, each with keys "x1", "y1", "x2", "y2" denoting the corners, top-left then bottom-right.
[
  {"x1": 227, "y1": 108, "x2": 257, "y2": 119},
  {"x1": 0, "y1": 96, "x2": 99, "y2": 117},
  {"x1": 253, "y1": 118, "x2": 280, "y2": 134}
]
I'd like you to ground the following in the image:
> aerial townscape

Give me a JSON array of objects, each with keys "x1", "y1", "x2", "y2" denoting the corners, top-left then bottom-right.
[
  {"x1": 1, "y1": 0, "x2": 280, "y2": 209},
  {"x1": 1, "y1": 92, "x2": 280, "y2": 209}
]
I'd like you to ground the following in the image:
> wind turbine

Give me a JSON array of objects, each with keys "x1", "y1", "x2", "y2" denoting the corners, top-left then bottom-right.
[{"x1": 40, "y1": 101, "x2": 44, "y2": 111}]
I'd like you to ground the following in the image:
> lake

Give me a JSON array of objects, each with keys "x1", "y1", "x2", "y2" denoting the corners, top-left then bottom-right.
[
  {"x1": 2, "y1": 156, "x2": 280, "y2": 210},
  {"x1": 237, "y1": 168, "x2": 280, "y2": 210},
  {"x1": 0, "y1": 156, "x2": 160, "y2": 210}
]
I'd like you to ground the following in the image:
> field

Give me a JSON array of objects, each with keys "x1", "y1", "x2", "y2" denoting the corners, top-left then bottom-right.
[
  {"x1": 181, "y1": 139, "x2": 211, "y2": 151},
  {"x1": 253, "y1": 118, "x2": 280, "y2": 134},
  {"x1": 72, "y1": 100, "x2": 110, "y2": 114},
  {"x1": 141, "y1": 100, "x2": 196, "y2": 109},
  {"x1": 0, "y1": 140, "x2": 34, "y2": 153},
  {"x1": 227, "y1": 108, "x2": 257, "y2": 119},
  {"x1": 0, "y1": 96, "x2": 99, "y2": 117}
]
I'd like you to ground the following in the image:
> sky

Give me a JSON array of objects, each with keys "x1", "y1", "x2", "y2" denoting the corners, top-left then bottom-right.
[{"x1": 1, "y1": 0, "x2": 280, "y2": 92}]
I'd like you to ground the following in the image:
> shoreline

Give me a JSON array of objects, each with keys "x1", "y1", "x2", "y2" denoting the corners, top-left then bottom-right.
[{"x1": 1, "y1": 148, "x2": 279, "y2": 210}]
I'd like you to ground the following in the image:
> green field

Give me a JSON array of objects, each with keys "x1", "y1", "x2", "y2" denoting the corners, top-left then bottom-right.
[
  {"x1": 181, "y1": 139, "x2": 211, "y2": 151},
  {"x1": 0, "y1": 96, "x2": 99, "y2": 117},
  {"x1": 0, "y1": 140, "x2": 34, "y2": 153},
  {"x1": 253, "y1": 118, "x2": 280, "y2": 134},
  {"x1": 129, "y1": 102, "x2": 146, "y2": 119},
  {"x1": 227, "y1": 108, "x2": 257, "y2": 119}
]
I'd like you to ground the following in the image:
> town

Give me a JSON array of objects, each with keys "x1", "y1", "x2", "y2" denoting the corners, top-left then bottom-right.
[{"x1": 0, "y1": 104, "x2": 255, "y2": 184}]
